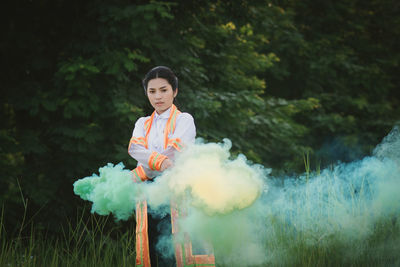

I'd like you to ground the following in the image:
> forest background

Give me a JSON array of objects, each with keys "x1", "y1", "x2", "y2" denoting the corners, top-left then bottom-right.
[{"x1": 1, "y1": 0, "x2": 399, "y2": 240}]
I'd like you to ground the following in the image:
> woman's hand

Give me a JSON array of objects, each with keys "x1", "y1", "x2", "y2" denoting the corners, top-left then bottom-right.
[{"x1": 160, "y1": 158, "x2": 173, "y2": 171}]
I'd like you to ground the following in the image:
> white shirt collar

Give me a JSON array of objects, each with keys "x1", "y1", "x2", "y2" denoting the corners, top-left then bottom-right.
[{"x1": 155, "y1": 107, "x2": 171, "y2": 120}]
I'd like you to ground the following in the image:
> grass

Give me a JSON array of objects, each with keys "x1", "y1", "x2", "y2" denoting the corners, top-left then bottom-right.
[
  {"x1": 2, "y1": 159, "x2": 399, "y2": 267},
  {"x1": 2, "y1": 207, "x2": 399, "y2": 267},
  {"x1": 0, "y1": 205, "x2": 136, "y2": 267},
  {"x1": 3, "y1": 200, "x2": 398, "y2": 267},
  {"x1": 260, "y1": 155, "x2": 400, "y2": 267},
  {"x1": 264, "y1": 215, "x2": 399, "y2": 267}
]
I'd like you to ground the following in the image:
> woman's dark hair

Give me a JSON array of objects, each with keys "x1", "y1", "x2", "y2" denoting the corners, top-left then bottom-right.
[{"x1": 142, "y1": 66, "x2": 178, "y2": 94}]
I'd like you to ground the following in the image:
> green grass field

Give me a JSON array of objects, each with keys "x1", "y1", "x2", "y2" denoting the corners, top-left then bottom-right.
[
  {"x1": 1, "y1": 204, "x2": 398, "y2": 267},
  {"x1": 2, "y1": 158, "x2": 399, "y2": 267},
  {"x1": 0, "y1": 208, "x2": 136, "y2": 267}
]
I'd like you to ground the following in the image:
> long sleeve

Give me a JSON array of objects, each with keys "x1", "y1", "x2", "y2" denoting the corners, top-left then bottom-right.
[
  {"x1": 172, "y1": 113, "x2": 196, "y2": 145},
  {"x1": 128, "y1": 117, "x2": 153, "y2": 166},
  {"x1": 128, "y1": 112, "x2": 196, "y2": 178},
  {"x1": 128, "y1": 118, "x2": 166, "y2": 178},
  {"x1": 162, "y1": 113, "x2": 196, "y2": 160}
]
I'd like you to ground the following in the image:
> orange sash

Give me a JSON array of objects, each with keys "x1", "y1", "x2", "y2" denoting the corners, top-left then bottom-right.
[{"x1": 131, "y1": 105, "x2": 215, "y2": 266}]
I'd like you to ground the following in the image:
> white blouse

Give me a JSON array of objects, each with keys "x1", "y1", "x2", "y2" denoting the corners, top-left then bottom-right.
[{"x1": 128, "y1": 107, "x2": 196, "y2": 178}]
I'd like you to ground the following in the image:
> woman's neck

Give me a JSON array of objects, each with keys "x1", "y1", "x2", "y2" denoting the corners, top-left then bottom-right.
[{"x1": 155, "y1": 105, "x2": 172, "y2": 115}]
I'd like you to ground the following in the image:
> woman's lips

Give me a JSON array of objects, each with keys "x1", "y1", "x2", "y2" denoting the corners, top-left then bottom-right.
[{"x1": 155, "y1": 102, "x2": 164, "y2": 105}]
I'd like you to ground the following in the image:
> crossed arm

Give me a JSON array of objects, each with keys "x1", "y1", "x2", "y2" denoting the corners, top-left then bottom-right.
[{"x1": 128, "y1": 114, "x2": 196, "y2": 179}]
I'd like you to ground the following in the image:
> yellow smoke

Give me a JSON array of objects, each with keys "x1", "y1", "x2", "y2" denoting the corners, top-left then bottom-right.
[
  {"x1": 142, "y1": 139, "x2": 269, "y2": 266},
  {"x1": 160, "y1": 139, "x2": 265, "y2": 215}
]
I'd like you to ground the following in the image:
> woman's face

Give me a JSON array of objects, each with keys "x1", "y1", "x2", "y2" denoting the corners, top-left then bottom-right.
[{"x1": 147, "y1": 78, "x2": 178, "y2": 114}]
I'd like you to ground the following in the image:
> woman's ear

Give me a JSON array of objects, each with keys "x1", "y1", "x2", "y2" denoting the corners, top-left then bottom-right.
[{"x1": 174, "y1": 88, "x2": 178, "y2": 98}]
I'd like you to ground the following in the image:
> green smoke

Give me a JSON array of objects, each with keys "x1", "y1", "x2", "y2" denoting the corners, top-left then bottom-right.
[
  {"x1": 73, "y1": 163, "x2": 140, "y2": 221},
  {"x1": 73, "y1": 128, "x2": 400, "y2": 266},
  {"x1": 261, "y1": 127, "x2": 400, "y2": 265}
]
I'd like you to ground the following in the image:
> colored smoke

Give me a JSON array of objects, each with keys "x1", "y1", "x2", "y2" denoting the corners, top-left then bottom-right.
[
  {"x1": 143, "y1": 139, "x2": 264, "y2": 214},
  {"x1": 143, "y1": 139, "x2": 268, "y2": 265},
  {"x1": 262, "y1": 127, "x2": 400, "y2": 265},
  {"x1": 74, "y1": 127, "x2": 400, "y2": 266},
  {"x1": 73, "y1": 163, "x2": 138, "y2": 221}
]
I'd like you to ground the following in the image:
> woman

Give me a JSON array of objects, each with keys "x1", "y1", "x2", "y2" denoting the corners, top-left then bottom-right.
[
  {"x1": 128, "y1": 66, "x2": 196, "y2": 266},
  {"x1": 129, "y1": 66, "x2": 196, "y2": 181}
]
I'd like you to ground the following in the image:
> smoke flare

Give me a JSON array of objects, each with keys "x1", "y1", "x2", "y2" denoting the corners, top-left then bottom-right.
[{"x1": 74, "y1": 127, "x2": 400, "y2": 266}]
